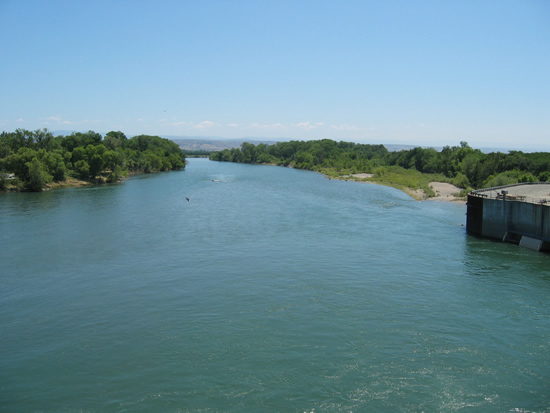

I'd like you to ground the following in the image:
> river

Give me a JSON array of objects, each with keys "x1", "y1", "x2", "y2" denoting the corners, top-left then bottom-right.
[{"x1": 1, "y1": 158, "x2": 549, "y2": 412}]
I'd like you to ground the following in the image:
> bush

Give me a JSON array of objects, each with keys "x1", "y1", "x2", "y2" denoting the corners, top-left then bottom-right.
[
  {"x1": 455, "y1": 187, "x2": 473, "y2": 198},
  {"x1": 518, "y1": 172, "x2": 536, "y2": 183},
  {"x1": 538, "y1": 171, "x2": 550, "y2": 182},
  {"x1": 483, "y1": 172, "x2": 519, "y2": 188},
  {"x1": 373, "y1": 166, "x2": 387, "y2": 177},
  {"x1": 452, "y1": 172, "x2": 470, "y2": 188}
]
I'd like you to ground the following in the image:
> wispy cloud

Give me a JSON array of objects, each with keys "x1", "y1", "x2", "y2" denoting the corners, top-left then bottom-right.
[
  {"x1": 228, "y1": 123, "x2": 239, "y2": 127},
  {"x1": 16, "y1": 118, "x2": 24, "y2": 122},
  {"x1": 194, "y1": 120, "x2": 214, "y2": 129},
  {"x1": 248, "y1": 122, "x2": 286, "y2": 130},
  {"x1": 40, "y1": 115, "x2": 62, "y2": 125},
  {"x1": 39, "y1": 116, "x2": 101, "y2": 127},
  {"x1": 296, "y1": 121, "x2": 324, "y2": 130},
  {"x1": 40, "y1": 115, "x2": 67, "y2": 126},
  {"x1": 330, "y1": 124, "x2": 359, "y2": 131}
]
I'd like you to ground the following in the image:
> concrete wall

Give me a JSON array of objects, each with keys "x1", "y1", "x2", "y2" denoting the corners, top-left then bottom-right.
[
  {"x1": 472, "y1": 198, "x2": 550, "y2": 242},
  {"x1": 479, "y1": 198, "x2": 504, "y2": 240}
]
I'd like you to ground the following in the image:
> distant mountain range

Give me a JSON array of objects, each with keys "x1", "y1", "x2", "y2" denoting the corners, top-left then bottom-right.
[
  {"x1": 50, "y1": 131, "x2": 548, "y2": 153},
  {"x1": 172, "y1": 138, "x2": 550, "y2": 154},
  {"x1": 171, "y1": 138, "x2": 278, "y2": 152},
  {"x1": 170, "y1": 137, "x2": 418, "y2": 153}
]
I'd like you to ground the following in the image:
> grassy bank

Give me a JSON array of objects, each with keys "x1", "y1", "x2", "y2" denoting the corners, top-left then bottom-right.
[{"x1": 319, "y1": 165, "x2": 463, "y2": 200}]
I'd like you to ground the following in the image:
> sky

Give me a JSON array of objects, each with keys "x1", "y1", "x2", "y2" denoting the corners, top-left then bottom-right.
[{"x1": 1, "y1": 0, "x2": 549, "y2": 150}]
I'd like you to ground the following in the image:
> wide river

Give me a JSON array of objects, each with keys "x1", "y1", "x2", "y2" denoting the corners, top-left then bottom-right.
[{"x1": 1, "y1": 158, "x2": 549, "y2": 412}]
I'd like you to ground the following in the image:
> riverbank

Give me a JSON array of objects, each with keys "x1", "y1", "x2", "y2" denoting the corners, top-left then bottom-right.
[
  {"x1": 46, "y1": 178, "x2": 95, "y2": 190},
  {"x1": 1, "y1": 176, "x2": 121, "y2": 192},
  {"x1": 333, "y1": 173, "x2": 465, "y2": 203},
  {"x1": 427, "y1": 181, "x2": 466, "y2": 202}
]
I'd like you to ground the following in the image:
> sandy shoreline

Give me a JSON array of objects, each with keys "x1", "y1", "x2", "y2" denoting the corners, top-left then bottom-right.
[
  {"x1": 339, "y1": 174, "x2": 465, "y2": 203},
  {"x1": 427, "y1": 182, "x2": 465, "y2": 203}
]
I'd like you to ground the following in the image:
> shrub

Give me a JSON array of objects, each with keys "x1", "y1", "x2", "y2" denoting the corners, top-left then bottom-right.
[
  {"x1": 483, "y1": 172, "x2": 519, "y2": 188},
  {"x1": 538, "y1": 171, "x2": 550, "y2": 182},
  {"x1": 452, "y1": 172, "x2": 470, "y2": 189}
]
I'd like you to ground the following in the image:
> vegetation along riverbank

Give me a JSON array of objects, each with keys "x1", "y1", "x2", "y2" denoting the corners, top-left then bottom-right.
[
  {"x1": 0, "y1": 129, "x2": 186, "y2": 192},
  {"x1": 209, "y1": 140, "x2": 550, "y2": 201}
]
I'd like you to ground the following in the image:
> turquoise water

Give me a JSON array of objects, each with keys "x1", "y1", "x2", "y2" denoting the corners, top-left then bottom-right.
[{"x1": 1, "y1": 158, "x2": 549, "y2": 412}]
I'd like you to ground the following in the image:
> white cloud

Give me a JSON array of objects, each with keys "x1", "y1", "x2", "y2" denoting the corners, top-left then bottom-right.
[
  {"x1": 16, "y1": 118, "x2": 24, "y2": 122},
  {"x1": 40, "y1": 115, "x2": 63, "y2": 124},
  {"x1": 330, "y1": 124, "x2": 359, "y2": 131},
  {"x1": 248, "y1": 122, "x2": 286, "y2": 130},
  {"x1": 194, "y1": 120, "x2": 214, "y2": 129},
  {"x1": 296, "y1": 121, "x2": 324, "y2": 130},
  {"x1": 228, "y1": 123, "x2": 238, "y2": 127},
  {"x1": 38, "y1": 116, "x2": 101, "y2": 127}
]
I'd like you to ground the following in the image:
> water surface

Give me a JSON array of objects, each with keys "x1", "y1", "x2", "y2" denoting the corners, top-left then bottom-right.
[{"x1": 1, "y1": 158, "x2": 549, "y2": 412}]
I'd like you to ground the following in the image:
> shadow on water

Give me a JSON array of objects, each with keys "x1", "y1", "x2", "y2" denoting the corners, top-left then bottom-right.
[
  {"x1": 0, "y1": 180, "x2": 127, "y2": 217},
  {"x1": 463, "y1": 234, "x2": 550, "y2": 284}
]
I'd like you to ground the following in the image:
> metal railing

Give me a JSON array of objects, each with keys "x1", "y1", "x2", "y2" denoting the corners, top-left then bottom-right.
[{"x1": 469, "y1": 182, "x2": 550, "y2": 205}]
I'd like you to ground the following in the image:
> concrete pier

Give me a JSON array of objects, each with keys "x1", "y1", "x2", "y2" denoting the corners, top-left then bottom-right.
[{"x1": 467, "y1": 183, "x2": 550, "y2": 252}]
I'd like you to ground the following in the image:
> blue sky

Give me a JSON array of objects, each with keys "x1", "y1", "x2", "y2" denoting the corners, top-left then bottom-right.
[{"x1": 1, "y1": 0, "x2": 549, "y2": 150}]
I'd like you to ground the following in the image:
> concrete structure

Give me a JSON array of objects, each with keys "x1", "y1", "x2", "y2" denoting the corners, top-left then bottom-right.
[{"x1": 467, "y1": 183, "x2": 550, "y2": 252}]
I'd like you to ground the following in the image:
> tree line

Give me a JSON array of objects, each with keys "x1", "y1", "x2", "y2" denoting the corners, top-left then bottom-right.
[
  {"x1": 0, "y1": 129, "x2": 186, "y2": 191},
  {"x1": 209, "y1": 139, "x2": 550, "y2": 192}
]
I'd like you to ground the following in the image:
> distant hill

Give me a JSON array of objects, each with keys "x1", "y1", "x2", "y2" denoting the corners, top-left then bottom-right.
[
  {"x1": 49, "y1": 132, "x2": 549, "y2": 153},
  {"x1": 169, "y1": 138, "x2": 418, "y2": 153},
  {"x1": 383, "y1": 144, "x2": 418, "y2": 152},
  {"x1": 171, "y1": 138, "x2": 277, "y2": 152}
]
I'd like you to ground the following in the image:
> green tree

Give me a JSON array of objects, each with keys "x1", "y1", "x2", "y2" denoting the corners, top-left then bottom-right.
[
  {"x1": 26, "y1": 157, "x2": 52, "y2": 191},
  {"x1": 1, "y1": 129, "x2": 185, "y2": 190},
  {"x1": 102, "y1": 150, "x2": 123, "y2": 172},
  {"x1": 71, "y1": 147, "x2": 87, "y2": 164},
  {"x1": 104, "y1": 131, "x2": 127, "y2": 149},
  {"x1": 42, "y1": 151, "x2": 67, "y2": 181},
  {"x1": 518, "y1": 172, "x2": 536, "y2": 183},
  {"x1": 89, "y1": 154, "x2": 104, "y2": 177},
  {"x1": 241, "y1": 142, "x2": 257, "y2": 163},
  {"x1": 538, "y1": 171, "x2": 550, "y2": 182},
  {"x1": 107, "y1": 165, "x2": 127, "y2": 183},
  {"x1": 295, "y1": 151, "x2": 314, "y2": 169},
  {"x1": 460, "y1": 153, "x2": 483, "y2": 187},
  {"x1": 80, "y1": 131, "x2": 102, "y2": 147},
  {"x1": 33, "y1": 129, "x2": 55, "y2": 150},
  {"x1": 5, "y1": 148, "x2": 39, "y2": 181},
  {"x1": 74, "y1": 160, "x2": 90, "y2": 179},
  {"x1": 230, "y1": 148, "x2": 245, "y2": 163}
]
